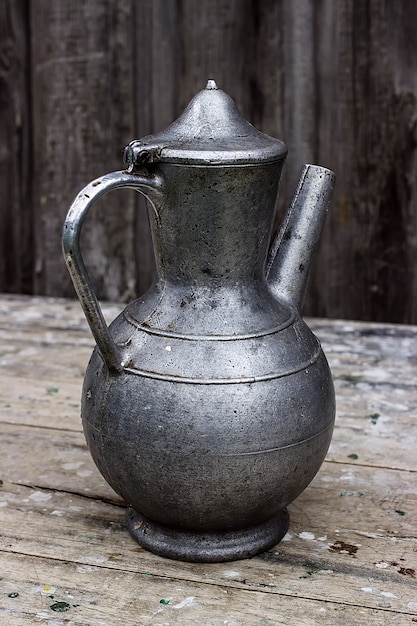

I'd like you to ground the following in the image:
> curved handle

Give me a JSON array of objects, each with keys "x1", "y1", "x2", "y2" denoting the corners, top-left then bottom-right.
[{"x1": 62, "y1": 169, "x2": 163, "y2": 372}]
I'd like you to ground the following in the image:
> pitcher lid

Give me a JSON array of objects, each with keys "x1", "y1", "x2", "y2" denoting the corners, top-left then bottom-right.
[{"x1": 124, "y1": 80, "x2": 287, "y2": 167}]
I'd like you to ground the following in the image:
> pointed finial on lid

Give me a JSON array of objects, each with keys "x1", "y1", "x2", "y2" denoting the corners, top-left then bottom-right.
[
  {"x1": 206, "y1": 79, "x2": 218, "y2": 90},
  {"x1": 124, "y1": 80, "x2": 287, "y2": 166}
]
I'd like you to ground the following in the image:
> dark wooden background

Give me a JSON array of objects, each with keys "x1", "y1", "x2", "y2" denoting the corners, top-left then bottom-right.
[{"x1": 1, "y1": 0, "x2": 417, "y2": 323}]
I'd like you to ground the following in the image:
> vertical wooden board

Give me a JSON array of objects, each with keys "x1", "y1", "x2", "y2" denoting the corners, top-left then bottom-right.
[
  {"x1": 280, "y1": 0, "x2": 317, "y2": 202},
  {"x1": 242, "y1": 0, "x2": 287, "y2": 224},
  {"x1": 304, "y1": 0, "x2": 417, "y2": 323},
  {"x1": 175, "y1": 0, "x2": 288, "y2": 247},
  {"x1": 179, "y1": 0, "x2": 247, "y2": 109},
  {"x1": 132, "y1": 0, "x2": 286, "y2": 296},
  {"x1": 0, "y1": 0, "x2": 31, "y2": 294},
  {"x1": 244, "y1": 0, "x2": 284, "y2": 139},
  {"x1": 300, "y1": 0, "x2": 342, "y2": 318},
  {"x1": 4, "y1": 0, "x2": 415, "y2": 322},
  {"x1": 132, "y1": 0, "x2": 179, "y2": 296},
  {"x1": 30, "y1": 0, "x2": 137, "y2": 301},
  {"x1": 177, "y1": 0, "x2": 282, "y2": 121},
  {"x1": 384, "y1": 0, "x2": 417, "y2": 324}
]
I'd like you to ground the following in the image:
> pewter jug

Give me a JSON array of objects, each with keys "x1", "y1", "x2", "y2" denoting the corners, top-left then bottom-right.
[{"x1": 62, "y1": 81, "x2": 336, "y2": 562}]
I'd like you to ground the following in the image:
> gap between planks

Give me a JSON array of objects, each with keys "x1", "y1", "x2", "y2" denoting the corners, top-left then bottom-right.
[
  {"x1": 0, "y1": 547, "x2": 414, "y2": 619},
  {"x1": 1, "y1": 479, "x2": 416, "y2": 616},
  {"x1": 1, "y1": 552, "x2": 407, "y2": 626}
]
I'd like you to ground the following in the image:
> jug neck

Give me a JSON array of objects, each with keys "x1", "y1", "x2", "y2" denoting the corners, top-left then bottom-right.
[{"x1": 148, "y1": 162, "x2": 283, "y2": 288}]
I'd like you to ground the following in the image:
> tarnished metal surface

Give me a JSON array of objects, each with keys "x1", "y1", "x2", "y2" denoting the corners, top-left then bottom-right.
[
  {"x1": 267, "y1": 164, "x2": 336, "y2": 310},
  {"x1": 62, "y1": 81, "x2": 335, "y2": 562},
  {"x1": 124, "y1": 79, "x2": 287, "y2": 167}
]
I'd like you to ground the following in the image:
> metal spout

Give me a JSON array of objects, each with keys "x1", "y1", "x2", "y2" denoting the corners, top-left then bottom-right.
[{"x1": 266, "y1": 164, "x2": 335, "y2": 312}]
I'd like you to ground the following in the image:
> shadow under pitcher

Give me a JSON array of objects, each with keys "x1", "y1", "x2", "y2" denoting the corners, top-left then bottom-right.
[{"x1": 62, "y1": 80, "x2": 336, "y2": 562}]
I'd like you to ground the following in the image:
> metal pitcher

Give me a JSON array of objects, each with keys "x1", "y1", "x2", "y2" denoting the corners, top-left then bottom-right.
[{"x1": 62, "y1": 80, "x2": 336, "y2": 562}]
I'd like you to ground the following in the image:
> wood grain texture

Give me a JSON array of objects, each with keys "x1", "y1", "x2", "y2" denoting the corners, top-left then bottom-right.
[
  {"x1": 132, "y1": 0, "x2": 179, "y2": 295},
  {"x1": 3, "y1": 552, "x2": 403, "y2": 626},
  {"x1": 0, "y1": 0, "x2": 31, "y2": 294},
  {"x1": 1, "y1": 1, "x2": 417, "y2": 323},
  {"x1": 0, "y1": 295, "x2": 416, "y2": 624},
  {"x1": 30, "y1": 0, "x2": 137, "y2": 301},
  {"x1": 306, "y1": 0, "x2": 417, "y2": 323}
]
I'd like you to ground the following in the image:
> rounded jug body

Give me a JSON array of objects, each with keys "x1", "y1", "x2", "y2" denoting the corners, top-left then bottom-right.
[{"x1": 63, "y1": 82, "x2": 336, "y2": 562}]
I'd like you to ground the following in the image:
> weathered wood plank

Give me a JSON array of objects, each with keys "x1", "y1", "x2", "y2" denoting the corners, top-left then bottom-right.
[
  {"x1": 306, "y1": 0, "x2": 417, "y2": 323},
  {"x1": 0, "y1": 295, "x2": 120, "y2": 332},
  {"x1": 2, "y1": 422, "x2": 416, "y2": 542},
  {"x1": 30, "y1": 0, "x2": 137, "y2": 301},
  {"x1": 0, "y1": 377, "x2": 81, "y2": 431},
  {"x1": 3, "y1": 2, "x2": 417, "y2": 322},
  {"x1": 1, "y1": 377, "x2": 416, "y2": 474},
  {"x1": 153, "y1": 0, "x2": 417, "y2": 323},
  {"x1": 2, "y1": 296, "x2": 416, "y2": 361},
  {"x1": 1, "y1": 297, "x2": 416, "y2": 472},
  {"x1": 0, "y1": 0, "x2": 31, "y2": 294},
  {"x1": 1, "y1": 423, "x2": 417, "y2": 569},
  {"x1": 132, "y1": 0, "x2": 180, "y2": 296},
  {"x1": 0, "y1": 475, "x2": 416, "y2": 617},
  {"x1": 1, "y1": 296, "x2": 417, "y2": 623},
  {"x1": 3, "y1": 552, "x2": 407, "y2": 626}
]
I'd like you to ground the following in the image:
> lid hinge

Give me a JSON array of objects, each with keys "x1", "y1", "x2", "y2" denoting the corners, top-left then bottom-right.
[{"x1": 124, "y1": 141, "x2": 164, "y2": 172}]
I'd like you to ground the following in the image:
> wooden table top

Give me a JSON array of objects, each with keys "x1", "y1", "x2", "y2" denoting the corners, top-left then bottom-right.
[{"x1": 1, "y1": 294, "x2": 416, "y2": 625}]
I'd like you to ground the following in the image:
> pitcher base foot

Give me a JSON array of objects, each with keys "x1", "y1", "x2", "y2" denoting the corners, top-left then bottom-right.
[{"x1": 126, "y1": 507, "x2": 289, "y2": 562}]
